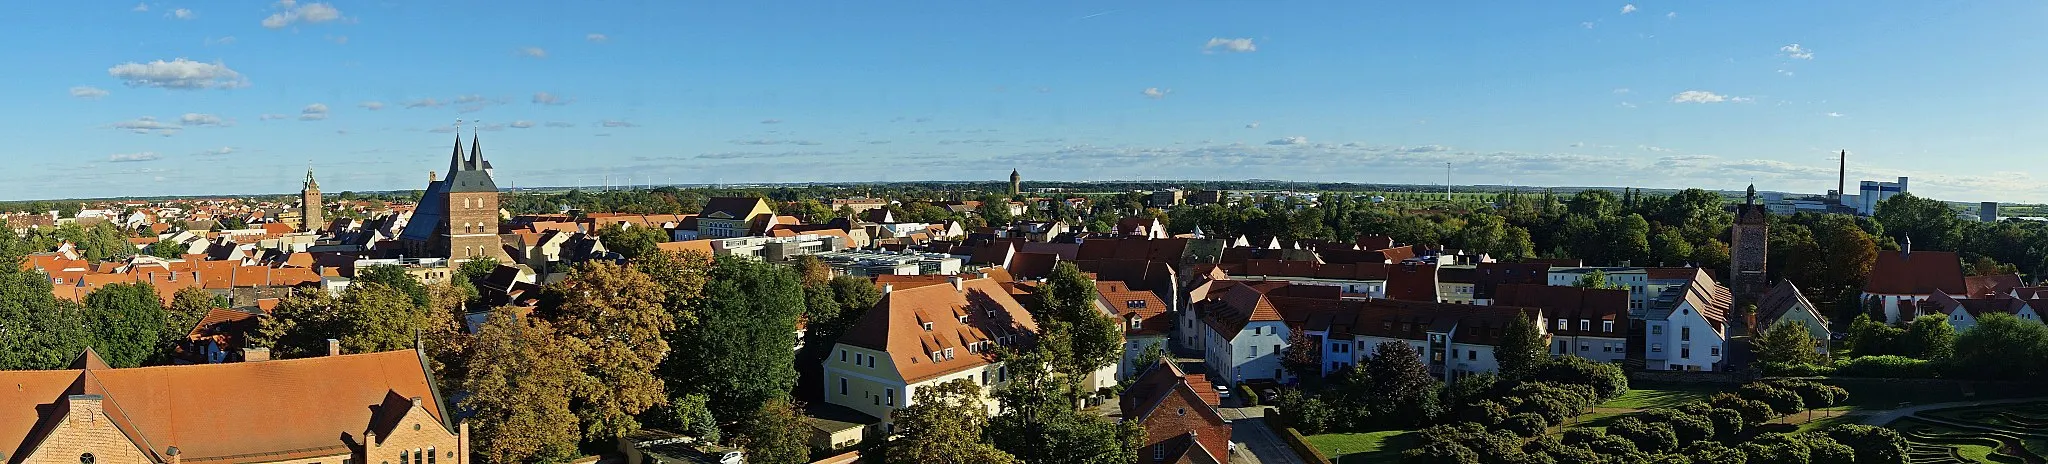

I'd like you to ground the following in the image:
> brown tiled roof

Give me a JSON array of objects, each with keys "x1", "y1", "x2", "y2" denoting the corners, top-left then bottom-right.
[
  {"x1": 1385, "y1": 263, "x2": 1439, "y2": 302},
  {"x1": 1118, "y1": 360, "x2": 1230, "y2": 464},
  {"x1": 1006, "y1": 252, "x2": 1060, "y2": 279},
  {"x1": 701, "y1": 197, "x2": 770, "y2": 219},
  {"x1": 1755, "y1": 280, "x2": 1824, "y2": 327},
  {"x1": 1922, "y1": 290, "x2": 2028, "y2": 319},
  {"x1": 1643, "y1": 267, "x2": 1704, "y2": 281},
  {"x1": 1099, "y1": 281, "x2": 1170, "y2": 336},
  {"x1": 835, "y1": 279, "x2": 1040, "y2": 383},
  {"x1": 0, "y1": 350, "x2": 446, "y2": 462},
  {"x1": 1473, "y1": 262, "x2": 1552, "y2": 300},
  {"x1": 2015, "y1": 287, "x2": 2048, "y2": 300},
  {"x1": 874, "y1": 274, "x2": 957, "y2": 291},
  {"x1": 1865, "y1": 251, "x2": 1965, "y2": 295},
  {"x1": 1493, "y1": 284, "x2": 1627, "y2": 337},
  {"x1": 657, "y1": 239, "x2": 717, "y2": 256},
  {"x1": 1964, "y1": 274, "x2": 2024, "y2": 299},
  {"x1": 1198, "y1": 283, "x2": 1282, "y2": 340}
]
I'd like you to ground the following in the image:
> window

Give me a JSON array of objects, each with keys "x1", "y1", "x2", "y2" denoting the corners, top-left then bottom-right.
[
  {"x1": 1651, "y1": 343, "x2": 1663, "y2": 353},
  {"x1": 1711, "y1": 346, "x2": 1721, "y2": 357},
  {"x1": 839, "y1": 350, "x2": 846, "y2": 362},
  {"x1": 428, "y1": 448, "x2": 436, "y2": 464},
  {"x1": 1579, "y1": 320, "x2": 1590, "y2": 331},
  {"x1": 922, "y1": 322, "x2": 933, "y2": 331},
  {"x1": 1579, "y1": 342, "x2": 1588, "y2": 352},
  {"x1": 1467, "y1": 350, "x2": 1476, "y2": 361},
  {"x1": 1154, "y1": 444, "x2": 1165, "y2": 461},
  {"x1": 1680, "y1": 346, "x2": 1691, "y2": 358},
  {"x1": 416, "y1": 450, "x2": 424, "y2": 464},
  {"x1": 1557, "y1": 319, "x2": 1569, "y2": 330},
  {"x1": 885, "y1": 389, "x2": 895, "y2": 406},
  {"x1": 1652, "y1": 325, "x2": 1663, "y2": 336},
  {"x1": 1556, "y1": 341, "x2": 1566, "y2": 353},
  {"x1": 958, "y1": 315, "x2": 968, "y2": 323},
  {"x1": 81, "y1": 454, "x2": 94, "y2": 464},
  {"x1": 1127, "y1": 299, "x2": 1147, "y2": 309},
  {"x1": 1248, "y1": 346, "x2": 1258, "y2": 357},
  {"x1": 1130, "y1": 317, "x2": 1142, "y2": 329},
  {"x1": 942, "y1": 348, "x2": 954, "y2": 359},
  {"x1": 1273, "y1": 344, "x2": 1280, "y2": 356},
  {"x1": 1602, "y1": 321, "x2": 1614, "y2": 333},
  {"x1": 1681, "y1": 327, "x2": 1691, "y2": 342}
]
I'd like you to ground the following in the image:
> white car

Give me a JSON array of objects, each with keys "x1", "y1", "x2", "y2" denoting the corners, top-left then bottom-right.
[{"x1": 1214, "y1": 383, "x2": 1232, "y2": 398}]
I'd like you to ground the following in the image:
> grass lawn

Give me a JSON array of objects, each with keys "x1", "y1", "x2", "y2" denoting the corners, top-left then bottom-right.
[
  {"x1": 1792, "y1": 411, "x2": 1868, "y2": 432},
  {"x1": 1598, "y1": 384, "x2": 1723, "y2": 410},
  {"x1": 1305, "y1": 430, "x2": 1417, "y2": 464}
]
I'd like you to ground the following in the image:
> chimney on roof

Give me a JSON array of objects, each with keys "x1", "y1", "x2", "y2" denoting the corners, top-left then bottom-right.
[
  {"x1": 882, "y1": 284, "x2": 894, "y2": 294},
  {"x1": 327, "y1": 339, "x2": 340, "y2": 357},
  {"x1": 411, "y1": 396, "x2": 423, "y2": 408},
  {"x1": 166, "y1": 446, "x2": 181, "y2": 464},
  {"x1": 429, "y1": 171, "x2": 438, "y2": 184},
  {"x1": 243, "y1": 347, "x2": 270, "y2": 362},
  {"x1": 949, "y1": 275, "x2": 964, "y2": 292}
]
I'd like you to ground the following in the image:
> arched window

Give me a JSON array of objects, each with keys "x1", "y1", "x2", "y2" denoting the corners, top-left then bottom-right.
[{"x1": 81, "y1": 454, "x2": 95, "y2": 464}]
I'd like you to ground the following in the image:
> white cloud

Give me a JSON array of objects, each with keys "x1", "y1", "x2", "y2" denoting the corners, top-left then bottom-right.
[
  {"x1": 1141, "y1": 87, "x2": 1171, "y2": 99},
  {"x1": 761, "y1": 119, "x2": 783, "y2": 124},
  {"x1": 1776, "y1": 69, "x2": 1795, "y2": 77},
  {"x1": 1620, "y1": 4, "x2": 1637, "y2": 14},
  {"x1": 518, "y1": 47, "x2": 548, "y2": 59},
  {"x1": 532, "y1": 92, "x2": 569, "y2": 105},
  {"x1": 299, "y1": 103, "x2": 329, "y2": 121},
  {"x1": 1268, "y1": 136, "x2": 1309, "y2": 146},
  {"x1": 110, "y1": 117, "x2": 180, "y2": 134},
  {"x1": 328, "y1": 35, "x2": 348, "y2": 45},
  {"x1": 1780, "y1": 43, "x2": 1813, "y2": 60},
  {"x1": 262, "y1": 1, "x2": 343, "y2": 29},
  {"x1": 1666, "y1": 12, "x2": 1677, "y2": 19},
  {"x1": 70, "y1": 86, "x2": 109, "y2": 99},
  {"x1": 545, "y1": 122, "x2": 575, "y2": 128},
  {"x1": 586, "y1": 33, "x2": 608, "y2": 43},
  {"x1": 109, "y1": 152, "x2": 161, "y2": 163},
  {"x1": 205, "y1": 36, "x2": 235, "y2": 46},
  {"x1": 1245, "y1": 122, "x2": 1259, "y2": 129},
  {"x1": 1612, "y1": 88, "x2": 1630, "y2": 94},
  {"x1": 196, "y1": 146, "x2": 235, "y2": 156},
  {"x1": 170, "y1": 8, "x2": 195, "y2": 19},
  {"x1": 404, "y1": 98, "x2": 443, "y2": 109},
  {"x1": 1619, "y1": 102, "x2": 1638, "y2": 108},
  {"x1": 1730, "y1": 96, "x2": 1755, "y2": 103},
  {"x1": 510, "y1": 120, "x2": 536, "y2": 129},
  {"x1": 259, "y1": 114, "x2": 289, "y2": 121},
  {"x1": 600, "y1": 120, "x2": 637, "y2": 128},
  {"x1": 107, "y1": 58, "x2": 247, "y2": 90},
  {"x1": 178, "y1": 113, "x2": 229, "y2": 127},
  {"x1": 1826, "y1": 112, "x2": 1844, "y2": 117},
  {"x1": 359, "y1": 101, "x2": 385, "y2": 110},
  {"x1": 1670, "y1": 90, "x2": 1735, "y2": 103},
  {"x1": 1203, "y1": 38, "x2": 1257, "y2": 54},
  {"x1": 1569, "y1": 142, "x2": 1585, "y2": 148},
  {"x1": 1582, "y1": 21, "x2": 1596, "y2": 29},
  {"x1": 132, "y1": 2, "x2": 148, "y2": 12}
]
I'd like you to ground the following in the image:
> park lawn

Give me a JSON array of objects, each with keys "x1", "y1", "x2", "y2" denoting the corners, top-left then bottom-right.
[
  {"x1": 1792, "y1": 411, "x2": 1868, "y2": 432},
  {"x1": 1598, "y1": 384, "x2": 1723, "y2": 410},
  {"x1": 1956, "y1": 444, "x2": 1998, "y2": 463},
  {"x1": 1306, "y1": 430, "x2": 1417, "y2": 463}
]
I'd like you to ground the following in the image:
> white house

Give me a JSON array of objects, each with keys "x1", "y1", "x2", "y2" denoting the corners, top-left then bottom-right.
[
  {"x1": 1098, "y1": 281, "x2": 1172, "y2": 380},
  {"x1": 1196, "y1": 283, "x2": 1291, "y2": 385},
  {"x1": 821, "y1": 277, "x2": 1039, "y2": 431},
  {"x1": 1925, "y1": 289, "x2": 2045, "y2": 332},
  {"x1": 1755, "y1": 280, "x2": 1832, "y2": 355},
  {"x1": 1643, "y1": 272, "x2": 1732, "y2": 371},
  {"x1": 1492, "y1": 284, "x2": 1630, "y2": 364}
]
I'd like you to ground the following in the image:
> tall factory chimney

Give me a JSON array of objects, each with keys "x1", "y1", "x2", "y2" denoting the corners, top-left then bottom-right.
[{"x1": 1837, "y1": 149, "x2": 1847, "y2": 199}]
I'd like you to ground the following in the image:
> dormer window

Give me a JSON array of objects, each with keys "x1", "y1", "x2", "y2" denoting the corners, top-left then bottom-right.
[
  {"x1": 1603, "y1": 321, "x2": 1614, "y2": 333},
  {"x1": 958, "y1": 315, "x2": 968, "y2": 323},
  {"x1": 1579, "y1": 320, "x2": 1590, "y2": 331},
  {"x1": 922, "y1": 322, "x2": 933, "y2": 331},
  {"x1": 1557, "y1": 319, "x2": 1568, "y2": 330},
  {"x1": 943, "y1": 348, "x2": 955, "y2": 359},
  {"x1": 1127, "y1": 300, "x2": 1147, "y2": 309}
]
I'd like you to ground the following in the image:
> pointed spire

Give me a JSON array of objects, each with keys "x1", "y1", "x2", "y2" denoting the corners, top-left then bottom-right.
[
  {"x1": 1745, "y1": 184, "x2": 1757, "y2": 205},
  {"x1": 304, "y1": 168, "x2": 319, "y2": 190},
  {"x1": 448, "y1": 119, "x2": 467, "y2": 176},
  {"x1": 469, "y1": 122, "x2": 483, "y2": 171}
]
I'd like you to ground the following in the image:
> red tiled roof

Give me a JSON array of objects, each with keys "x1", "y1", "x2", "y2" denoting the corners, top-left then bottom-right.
[
  {"x1": 1865, "y1": 251, "x2": 1965, "y2": 295},
  {"x1": 1385, "y1": 263, "x2": 1439, "y2": 302},
  {"x1": 1964, "y1": 274, "x2": 2024, "y2": 299},
  {"x1": 1099, "y1": 281, "x2": 1170, "y2": 336},
  {"x1": 835, "y1": 278, "x2": 1040, "y2": 383},
  {"x1": 1493, "y1": 284, "x2": 1628, "y2": 337}
]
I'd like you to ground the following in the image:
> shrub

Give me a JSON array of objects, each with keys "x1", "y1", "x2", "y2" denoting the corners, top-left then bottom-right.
[
  {"x1": 1275, "y1": 389, "x2": 1331, "y2": 434},
  {"x1": 1457, "y1": 400, "x2": 1510, "y2": 427},
  {"x1": 1824, "y1": 425, "x2": 1908, "y2": 464},
  {"x1": 1640, "y1": 409, "x2": 1714, "y2": 445},
  {"x1": 1710, "y1": 393, "x2": 1778, "y2": 424},
  {"x1": 1532, "y1": 356, "x2": 1629, "y2": 401},
  {"x1": 1768, "y1": 380, "x2": 1849, "y2": 410},
  {"x1": 1512, "y1": 396, "x2": 1577, "y2": 425},
  {"x1": 1607, "y1": 417, "x2": 1679, "y2": 454},
  {"x1": 1758, "y1": 361, "x2": 1836, "y2": 377},
  {"x1": 1563, "y1": 428, "x2": 1638, "y2": 456},
  {"x1": 1737, "y1": 383, "x2": 1805, "y2": 415},
  {"x1": 1705, "y1": 408, "x2": 1747, "y2": 440},
  {"x1": 1832, "y1": 355, "x2": 1935, "y2": 378},
  {"x1": 1503, "y1": 412, "x2": 1549, "y2": 438},
  {"x1": 1683, "y1": 441, "x2": 1749, "y2": 464},
  {"x1": 1239, "y1": 383, "x2": 1260, "y2": 407}
]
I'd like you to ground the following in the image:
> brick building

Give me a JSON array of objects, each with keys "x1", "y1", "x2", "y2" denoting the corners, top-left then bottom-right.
[{"x1": 400, "y1": 132, "x2": 508, "y2": 264}]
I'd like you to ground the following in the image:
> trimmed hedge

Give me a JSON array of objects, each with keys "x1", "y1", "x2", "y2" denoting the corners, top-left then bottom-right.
[{"x1": 1833, "y1": 355, "x2": 1936, "y2": 378}]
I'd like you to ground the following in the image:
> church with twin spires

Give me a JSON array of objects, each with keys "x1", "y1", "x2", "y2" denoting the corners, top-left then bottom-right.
[{"x1": 398, "y1": 132, "x2": 509, "y2": 264}]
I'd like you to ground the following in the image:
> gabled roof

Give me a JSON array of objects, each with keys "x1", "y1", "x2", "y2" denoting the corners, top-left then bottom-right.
[
  {"x1": 1198, "y1": 283, "x2": 1282, "y2": 340},
  {"x1": 1756, "y1": 280, "x2": 1827, "y2": 327},
  {"x1": 1865, "y1": 250, "x2": 1965, "y2": 295},
  {"x1": 835, "y1": 279, "x2": 1040, "y2": 383},
  {"x1": 1493, "y1": 284, "x2": 1627, "y2": 337},
  {"x1": 1099, "y1": 281, "x2": 1170, "y2": 336},
  {"x1": 700, "y1": 197, "x2": 770, "y2": 220},
  {"x1": 1385, "y1": 263, "x2": 1439, "y2": 302},
  {"x1": 1964, "y1": 274, "x2": 2024, "y2": 299},
  {"x1": 0, "y1": 350, "x2": 446, "y2": 463}
]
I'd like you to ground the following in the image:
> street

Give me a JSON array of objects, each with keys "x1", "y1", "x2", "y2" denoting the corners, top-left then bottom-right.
[{"x1": 1222, "y1": 407, "x2": 1306, "y2": 464}]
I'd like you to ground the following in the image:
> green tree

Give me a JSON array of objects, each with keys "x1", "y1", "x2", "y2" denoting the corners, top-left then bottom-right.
[
  {"x1": 988, "y1": 349, "x2": 1144, "y2": 464},
  {"x1": 668, "y1": 392, "x2": 721, "y2": 444},
  {"x1": 1844, "y1": 313, "x2": 1902, "y2": 357},
  {"x1": 1361, "y1": 341, "x2": 1444, "y2": 428},
  {"x1": 1572, "y1": 270, "x2": 1624, "y2": 290},
  {"x1": 732, "y1": 399, "x2": 813, "y2": 464},
  {"x1": 1493, "y1": 310, "x2": 1547, "y2": 382},
  {"x1": 1039, "y1": 262, "x2": 1120, "y2": 376},
  {"x1": 1649, "y1": 228, "x2": 1694, "y2": 267},
  {"x1": 632, "y1": 249, "x2": 712, "y2": 328},
  {"x1": 1900, "y1": 314, "x2": 1956, "y2": 360},
  {"x1": 1281, "y1": 328, "x2": 1322, "y2": 380},
  {"x1": 463, "y1": 307, "x2": 581, "y2": 464},
  {"x1": 355, "y1": 264, "x2": 431, "y2": 309},
  {"x1": 1946, "y1": 313, "x2": 2048, "y2": 380},
  {"x1": 888, "y1": 379, "x2": 1021, "y2": 464},
  {"x1": 542, "y1": 261, "x2": 674, "y2": 443},
  {"x1": 662, "y1": 255, "x2": 803, "y2": 421},
  {"x1": 1873, "y1": 193, "x2": 1963, "y2": 252},
  {"x1": 453, "y1": 256, "x2": 502, "y2": 307},
  {"x1": 1753, "y1": 319, "x2": 1821, "y2": 366},
  {"x1": 82, "y1": 282, "x2": 164, "y2": 368},
  {"x1": 596, "y1": 223, "x2": 667, "y2": 260},
  {"x1": 161, "y1": 286, "x2": 224, "y2": 361}
]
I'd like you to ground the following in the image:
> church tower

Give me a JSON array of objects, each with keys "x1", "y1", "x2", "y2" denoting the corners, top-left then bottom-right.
[
  {"x1": 1009, "y1": 169, "x2": 1021, "y2": 196},
  {"x1": 1731, "y1": 184, "x2": 1770, "y2": 313},
  {"x1": 299, "y1": 169, "x2": 322, "y2": 232},
  {"x1": 444, "y1": 130, "x2": 503, "y2": 263}
]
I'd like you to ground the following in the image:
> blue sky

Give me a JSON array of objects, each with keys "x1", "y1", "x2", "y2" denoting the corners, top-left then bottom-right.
[{"x1": 8, "y1": 1, "x2": 2048, "y2": 202}]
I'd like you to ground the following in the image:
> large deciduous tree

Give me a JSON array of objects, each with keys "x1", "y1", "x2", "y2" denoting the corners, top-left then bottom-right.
[
  {"x1": 662, "y1": 255, "x2": 803, "y2": 422},
  {"x1": 888, "y1": 379, "x2": 1021, "y2": 464},
  {"x1": 1494, "y1": 311, "x2": 1547, "y2": 382},
  {"x1": 1753, "y1": 319, "x2": 1821, "y2": 366},
  {"x1": 1038, "y1": 262, "x2": 1120, "y2": 376},
  {"x1": 542, "y1": 261, "x2": 674, "y2": 443},
  {"x1": 733, "y1": 399, "x2": 813, "y2": 464},
  {"x1": 463, "y1": 307, "x2": 580, "y2": 464},
  {"x1": 81, "y1": 282, "x2": 164, "y2": 368}
]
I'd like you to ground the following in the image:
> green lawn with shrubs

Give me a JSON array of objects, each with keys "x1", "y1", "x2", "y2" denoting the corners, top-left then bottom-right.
[{"x1": 1304, "y1": 430, "x2": 1416, "y2": 463}]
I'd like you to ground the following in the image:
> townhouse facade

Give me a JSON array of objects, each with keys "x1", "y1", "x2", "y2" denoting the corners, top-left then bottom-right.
[
  {"x1": 1643, "y1": 270, "x2": 1733, "y2": 371},
  {"x1": 821, "y1": 277, "x2": 1040, "y2": 430}
]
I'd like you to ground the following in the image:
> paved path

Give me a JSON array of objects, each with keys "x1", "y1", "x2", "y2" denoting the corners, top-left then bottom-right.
[
  {"x1": 1859, "y1": 397, "x2": 2048, "y2": 426},
  {"x1": 1232, "y1": 417, "x2": 1307, "y2": 464}
]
